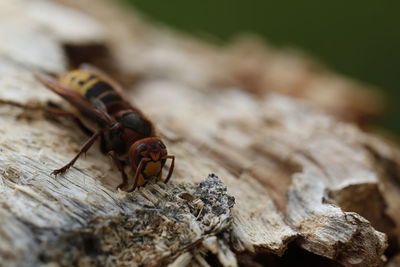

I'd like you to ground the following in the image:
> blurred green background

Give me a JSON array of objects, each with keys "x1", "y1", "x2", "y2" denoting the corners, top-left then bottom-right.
[{"x1": 126, "y1": 0, "x2": 399, "y2": 133}]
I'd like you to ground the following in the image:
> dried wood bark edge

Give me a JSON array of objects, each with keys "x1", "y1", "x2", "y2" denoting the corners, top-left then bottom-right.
[{"x1": 287, "y1": 169, "x2": 387, "y2": 267}]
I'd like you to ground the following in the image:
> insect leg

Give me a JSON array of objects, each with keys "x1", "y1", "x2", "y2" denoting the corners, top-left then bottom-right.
[
  {"x1": 108, "y1": 150, "x2": 128, "y2": 190},
  {"x1": 52, "y1": 130, "x2": 102, "y2": 175},
  {"x1": 162, "y1": 155, "x2": 175, "y2": 184},
  {"x1": 99, "y1": 133, "x2": 107, "y2": 154},
  {"x1": 43, "y1": 107, "x2": 93, "y2": 136},
  {"x1": 128, "y1": 158, "x2": 150, "y2": 192},
  {"x1": 0, "y1": 99, "x2": 93, "y2": 136},
  {"x1": 0, "y1": 99, "x2": 33, "y2": 109}
]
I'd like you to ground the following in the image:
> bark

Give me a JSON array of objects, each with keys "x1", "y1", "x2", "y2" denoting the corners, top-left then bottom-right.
[{"x1": 1, "y1": 0, "x2": 400, "y2": 266}]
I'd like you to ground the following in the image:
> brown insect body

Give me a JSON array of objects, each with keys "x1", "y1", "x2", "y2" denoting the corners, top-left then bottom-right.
[{"x1": 36, "y1": 64, "x2": 174, "y2": 191}]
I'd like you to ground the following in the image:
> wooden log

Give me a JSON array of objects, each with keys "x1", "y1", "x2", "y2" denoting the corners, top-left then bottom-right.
[
  {"x1": 222, "y1": 37, "x2": 384, "y2": 125},
  {"x1": 132, "y1": 81, "x2": 390, "y2": 267},
  {"x1": 1, "y1": 0, "x2": 400, "y2": 266},
  {"x1": 287, "y1": 170, "x2": 387, "y2": 266}
]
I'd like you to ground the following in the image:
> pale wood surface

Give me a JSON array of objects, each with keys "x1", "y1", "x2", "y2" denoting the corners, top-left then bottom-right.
[{"x1": 0, "y1": 0, "x2": 399, "y2": 266}]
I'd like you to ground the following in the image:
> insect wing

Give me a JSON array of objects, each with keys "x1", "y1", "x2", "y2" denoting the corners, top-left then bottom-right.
[{"x1": 35, "y1": 72, "x2": 116, "y2": 127}]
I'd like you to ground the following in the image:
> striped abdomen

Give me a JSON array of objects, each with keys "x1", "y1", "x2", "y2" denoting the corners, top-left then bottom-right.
[
  {"x1": 59, "y1": 70, "x2": 123, "y2": 113},
  {"x1": 59, "y1": 69, "x2": 154, "y2": 141}
]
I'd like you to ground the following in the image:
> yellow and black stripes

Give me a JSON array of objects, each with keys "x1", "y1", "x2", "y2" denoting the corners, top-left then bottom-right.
[
  {"x1": 59, "y1": 70, "x2": 122, "y2": 108},
  {"x1": 85, "y1": 81, "x2": 122, "y2": 105}
]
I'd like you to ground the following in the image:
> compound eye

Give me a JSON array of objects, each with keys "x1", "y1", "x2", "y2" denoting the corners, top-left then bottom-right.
[
  {"x1": 136, "y1": 143, "x2": 147, "y2": 153},
  {"x1": 158, "y1": 141, "x2": 167, "y2": 155},
  {"x1": 158, "y1": 141, "x2": 166, "y2": 149},
  {"x1": 134, "y1": 143, "x2": 148, "y2": 164}
]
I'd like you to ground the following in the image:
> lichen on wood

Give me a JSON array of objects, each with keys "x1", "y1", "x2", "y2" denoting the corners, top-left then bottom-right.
[{"x1": 39, "y1": 175, "x2": 235, "y2": 266}]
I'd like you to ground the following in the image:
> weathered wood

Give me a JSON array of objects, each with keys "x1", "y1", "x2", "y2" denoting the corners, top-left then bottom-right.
[
  {"x1": 222, "y1": 37, "x2": 384, "y2": 125},
  {"x1": 287, "y1": 170, "x2": 387, "y2": 266},
  {"x1": 132, "y1": 81, "x2": 390, "y2": 266},
  {"x1": 1, "y1": 0, "x2": 400, "y2": 266}
]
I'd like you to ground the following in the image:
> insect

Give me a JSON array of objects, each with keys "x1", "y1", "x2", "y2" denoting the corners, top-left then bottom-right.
[{"x1": 34, "y1": 64, "x2": 175, "y2": 192}]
